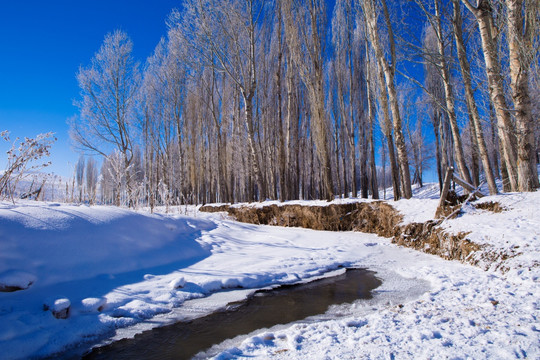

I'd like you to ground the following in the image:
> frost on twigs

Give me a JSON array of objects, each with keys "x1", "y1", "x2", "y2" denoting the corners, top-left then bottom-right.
[{"x1": 0, "y1": 131, "x2": 56, "y2": 202}]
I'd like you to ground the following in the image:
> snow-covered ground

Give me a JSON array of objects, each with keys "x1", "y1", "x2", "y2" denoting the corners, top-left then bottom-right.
[{"x1": 0, "y1": 185, "x2": 539, "y2": 359}]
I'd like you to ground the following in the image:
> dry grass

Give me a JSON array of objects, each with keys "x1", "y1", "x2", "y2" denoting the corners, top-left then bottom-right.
[
  {"x1": 474, "y1": 201, "x2": 507, "y2": 213},
  {"x1": 226, "y1": 202, "x2": 402, "y2": 237}
]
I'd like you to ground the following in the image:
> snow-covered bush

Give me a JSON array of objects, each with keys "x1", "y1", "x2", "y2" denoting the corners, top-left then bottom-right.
[{"x1": 0, "y1": 131, "x2": 56, "y2": 201}]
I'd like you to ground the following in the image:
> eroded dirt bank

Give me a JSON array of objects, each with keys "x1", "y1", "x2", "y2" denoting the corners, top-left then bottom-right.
[
  {"x1": 200, "y1": 202, "x2": 482, "y2": 266},
  {"x1": 202, "y1": 202, "x2": 400, "y2": 236}
]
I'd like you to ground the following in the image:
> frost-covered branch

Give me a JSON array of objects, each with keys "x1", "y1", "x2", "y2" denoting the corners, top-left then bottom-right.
[{"x1": 0, "y1": 131, "x2": 56, "y2": 202}]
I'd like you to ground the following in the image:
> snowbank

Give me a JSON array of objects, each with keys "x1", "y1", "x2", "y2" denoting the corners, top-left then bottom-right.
[
  {"x1": 442, "y1": 191, "x2": 540, "y2": 284},
  {"x1": 0, "y1": 201, "x2": 214, "y2": 359},
  {"x1": 1, "y1": 186, "x2": 539, "y2": 359}
]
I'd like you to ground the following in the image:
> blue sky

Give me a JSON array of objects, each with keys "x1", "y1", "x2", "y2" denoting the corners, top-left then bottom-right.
[{"x1": 0, "y1": 0, "x2": 180, "y2": 177}]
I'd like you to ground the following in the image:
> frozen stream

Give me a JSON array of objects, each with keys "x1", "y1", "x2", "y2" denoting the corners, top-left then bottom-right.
[{"x1": 84, "y1": 268, "x2": 381, "y2": 359}]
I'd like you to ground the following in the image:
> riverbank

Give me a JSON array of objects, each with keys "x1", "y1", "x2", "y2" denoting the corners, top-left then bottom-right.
[
  {"x1": 0, "y1": 183, "x2": 538, "y2": 359},
  {"x1": 197, "y1": 186, "x2": 540, "y2": 359},
  {"x1": 200, "y1": 183, "x2": 540, "y2": 283}
]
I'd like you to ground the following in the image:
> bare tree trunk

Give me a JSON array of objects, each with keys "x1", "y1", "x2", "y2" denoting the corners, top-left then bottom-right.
[
  {"x1": 362, "y1": 0, "x2": 412, "y2": 199},
  {"x1": 461, "y1": 0, "x2": 519, "y2": 191},
  {"x1": 359, "y1": 116, "x2": 369, "y2": 198},
  {"x1": 285, "y1": 60, "x2": 295, "y2": 200},
  {"x1": 334, "y1": 56, "x2": 351, "y2": 197},
  {"x1": 376, "y1": 62, "x2": 401, "y2": 200},
  {"x1": 432, "y1": 111, "x2": 443, "y2": 192},
  {"x1": 452, "y1": 0, "x2": 498, "y2": 194},
  {"x1": 313, "y1": 86, "x2": 334, "y2": 200},
  {"x1": 365, "y1": 39, "x2": 379, "y2": 199},
  {"x1": 499, "y1": 135, "x2": 512, "y2": 192},
  {"x1": 381, "y1": 137, "x2": 387, "y2": 199},
  {"x1": 362, "y1": 6, "x2": 401, "y2": 199},
  {"x1": 276, "y1": 2, "x2": 287, "y2": 201},
  {"x1": 381, "y1": 0, "x2": 413, "y2": 199},
  {"x1": 283, "y1": 0, "x2": 333, "y2": 200},
  {"x1": 432, "y1": 0, "x2": 473, "y2": 187},
  {"x1": 333, "y1": 115, "x2": 342, "y2": 196},
  {"x1": 469, "y1": 119, "x2": 480, "y2": 187},
  {"x1": 341, "y1": 125, "x2": 348, "y2": 197},
  {"x1": 506, "y1": 0, "x2": 540, "y2": 191},
  {"x1": 349, "y1": 31, "x2": 358, "y2": 197},
  {"x1": 489, "y1": 102, "x2": 500, "y2": 177},
  {"x1": 243, "y1": 93, "x2": 266, "y2": 201},
  {"x1": 209, "y1": 69, "x2": 231, "y2": 203},
  {"x1": 368, "y1": 118, "x2": 379, "y2": 199}
]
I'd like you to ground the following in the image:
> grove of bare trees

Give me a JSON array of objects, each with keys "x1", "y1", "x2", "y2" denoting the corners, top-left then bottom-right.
[{"x1": 69, "y1": 0, "x2": 540, "y2": 208}]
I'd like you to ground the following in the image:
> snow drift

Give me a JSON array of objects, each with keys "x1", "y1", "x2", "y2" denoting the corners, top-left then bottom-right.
[{"x1": 0, "y1": 201, "x2": 214, "y2": 358}]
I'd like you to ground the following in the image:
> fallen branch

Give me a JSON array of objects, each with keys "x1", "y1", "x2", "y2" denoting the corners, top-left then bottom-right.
[{"x1": 453, "y1": 175, "x2": 485, "y2": 198}]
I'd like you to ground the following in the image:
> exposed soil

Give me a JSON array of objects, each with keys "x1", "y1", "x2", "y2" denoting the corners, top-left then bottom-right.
[
  {"x1": 226, "y1": 202, "x2": 401, "y2": 237},
  {"x1": 199, "y1": 204, "x2": 231, "y2": 213},
  {"x1": 474, "y1": 201, "x2": 507, "y2": 213},
  {"x1": 0, "y1": 285, "x2": 25, "y2": 292},
  {"x1": 200, "y1": 201, "x2": 481, "y2": 265},
  {"x1": 445, "y1": 190, "x2": 469, "y2": 206},
  {"x1": 395, "y1": 221, "x2": 479, "y2": 262},
  {"x1": 434, "y1": 190, "x2": 477, "y2": 219}
]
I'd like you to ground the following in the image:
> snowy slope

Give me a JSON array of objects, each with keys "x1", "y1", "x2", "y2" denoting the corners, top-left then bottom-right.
[
  {"x1": 0, "y1": 201, "x2": 215, "y2": 358},
  {"x1": 0, "y1": 187, "x2": 539, "y2": 359},
  {"x1": 443, "y1": 191, "x2": 540, "y2": 283}
]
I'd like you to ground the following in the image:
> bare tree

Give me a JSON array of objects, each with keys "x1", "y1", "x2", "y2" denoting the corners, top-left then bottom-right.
[
  {"x1": 100, "y1": 151, "x2": 128, "y2": 206},
  {"x1": 85, "y1": 157, "x2": 99, "y2": 205},
  {"x1": 332, "y1": 0, "x2": 361, "y2": 198},
  {"x1": 460, "y1": 0, "x2": 519, "y2": 190},
  {"x1": 283, "y1": 0, "x2": 334, "y2": 200},
  {"x1": 452, "y1": 0, "x2": 498, "y2": 194},
  {"x1": 433, "y1": 0, "x2": 472, "y2": 186},
  {"x1": 171, "y1": 0, "x2": 268, "y2": 200},
  {"x1": 360, "y1": 0, "x2": 412, "y2": 199},
  {"x1": 70, "y1": 30, "x2": 140, "y2": 206},
  {"x1": 140, "y1": 36, "x2": 189, "y2": 205},
  {"x1": 505, "y1": 0, "x2": 540, "y2": 191},
  {"x1": 75, "y1": 155, "x2": 85, "y2": 203}
]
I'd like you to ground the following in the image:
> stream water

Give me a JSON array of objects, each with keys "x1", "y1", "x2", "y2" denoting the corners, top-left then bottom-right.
[{"x1": 84, "y1": 268, "x2": 381, "y2": 360}]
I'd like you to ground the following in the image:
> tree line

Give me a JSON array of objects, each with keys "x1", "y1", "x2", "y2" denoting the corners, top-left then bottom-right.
[{"x1": 69, "y1": 0, "x2": 540, "y2": 209}]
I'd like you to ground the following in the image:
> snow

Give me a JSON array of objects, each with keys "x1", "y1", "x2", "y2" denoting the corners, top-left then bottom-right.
[
  {"x1": 0, "y1": 185, "x2": 539, "y2": 359},
  {"x1": 442, "y1": 191, "x2": 540, "y2": 284},
  {"x1": 0, "y1": 270, "x2": 36, "y2": 290},
  {"x1": 211, "y1": 261, "x2": 538, "y2": 359},
  {"x1": 80, "y1": 297, "x2": 106, "y2": 313},
  {"x1": 52, "y1": 298, "x2": 70, "y2": 313},
  {"x1": 168, "y1": 276, "x2": 186, "y2": 290}
]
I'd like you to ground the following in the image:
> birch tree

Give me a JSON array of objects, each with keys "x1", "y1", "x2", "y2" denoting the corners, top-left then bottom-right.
[
  {"x1": 505, "y1": 0, "x2": 540, "y2": 191},
  {"x1": 460, "y1": 0, "x2": 519, "y2": 190},
  {"x1": 452, "y1": 0, "x2": 498, "y2": 194}
]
